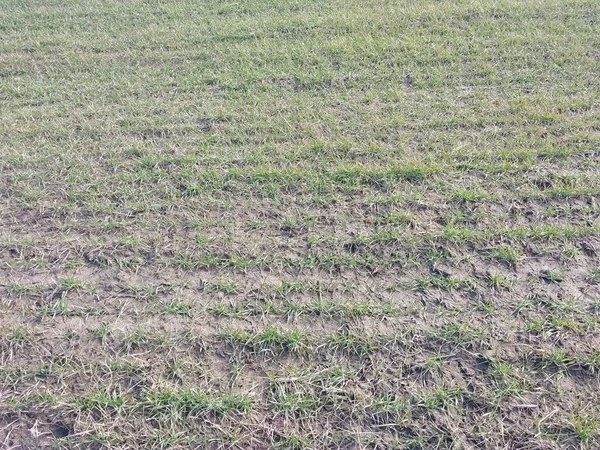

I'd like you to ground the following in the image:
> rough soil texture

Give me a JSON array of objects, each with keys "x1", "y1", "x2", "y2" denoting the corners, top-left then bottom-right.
[{"x1": 1, "y1": 0, "x2": 600, "y2": 449}]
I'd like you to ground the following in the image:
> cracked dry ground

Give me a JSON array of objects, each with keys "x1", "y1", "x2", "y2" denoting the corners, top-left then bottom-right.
[{"x1": 1, "y1": 0, "x2": 600, "y2": 449}]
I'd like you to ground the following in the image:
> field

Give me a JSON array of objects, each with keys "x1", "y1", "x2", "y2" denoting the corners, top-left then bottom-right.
[{"x1": 1, "y1": 0, "x2": 600, "y2": 448}]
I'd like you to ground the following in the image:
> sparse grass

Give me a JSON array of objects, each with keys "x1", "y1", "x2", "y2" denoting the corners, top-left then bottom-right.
[
  {"x1": 489, "y1": 246, "x2": 520, "y2": 267},
  {"x1": 141, "y1": 389, "x2": 253, "y2": 417},
  {"x1": 223, "y1": 327, "x2": 306, "y2": 353},
  {"x1": 568, "y1": 415, "x2": 600, "y2": 445},
  {"x1": 201, "y1": 279, "x2": 240, "y2": 295},
  {"x1": 487, "y1": 273, "x2": 513, "y2": 291},
  {"x1": 1, "y1": 0, "x2": 599, "y2": 448},
  {"x1": 415, "y1": 387, "x2": 463, "y2": 411},
  {"x1": 434, "y1": 323, "x2": 486, "y2": 348},
  {"x1": 327, "y1": 330, "x2": 378, "y2": 356},
  {"x1": 60, "y1": 278, "x2": 82, "y2": 291},
  {"x1": 270, "y1": 387, "x2": 321, "y2": 417},
  {"x1": 541, "y1": 269, "x2": 565, "y2": 284},
  {"x1": 75, "y1": 387, "x2": 128, "y2": 412},
  {"x1": 7, "y1": 326, "x2": 30, "y2": 345},
  {"x1": 162, "y1": 299, "x2": 193, "y2": 316},
  {"x1": 411, "y1": 275, "x2": 475, "y2": 292}
]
